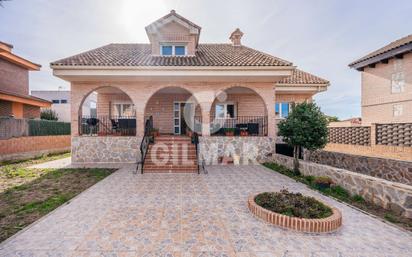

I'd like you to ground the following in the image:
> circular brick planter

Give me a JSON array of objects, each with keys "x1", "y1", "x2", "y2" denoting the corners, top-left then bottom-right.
[{"x1": 248, "y1": 193, "x2": 342, "y2": 233}]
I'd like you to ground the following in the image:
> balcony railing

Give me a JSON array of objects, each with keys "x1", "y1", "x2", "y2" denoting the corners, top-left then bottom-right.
[
  {"x1": 210, "y1": 116, "x2": 268, "y2": 136},
  {"x1": 79, "y1": 115, "x2": 136, "y2": 136}
]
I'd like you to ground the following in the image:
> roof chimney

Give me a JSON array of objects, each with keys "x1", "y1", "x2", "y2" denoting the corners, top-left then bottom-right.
[{"x1": 229, "y1": 28, "x2": 243, "y2": 46}]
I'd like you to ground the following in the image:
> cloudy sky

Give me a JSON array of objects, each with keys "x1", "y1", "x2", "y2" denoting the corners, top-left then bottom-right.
[{"x1": 1, "y1": 0, "x2": 411, "y2": 119}]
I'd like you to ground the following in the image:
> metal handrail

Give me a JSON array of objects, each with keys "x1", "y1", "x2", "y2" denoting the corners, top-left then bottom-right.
[
  {"x1": 136, "y1": 116, "x2": 153, "y2": 174},
  {"x1": 191, "y1": 131, "x2": 201, "y2": 174}
]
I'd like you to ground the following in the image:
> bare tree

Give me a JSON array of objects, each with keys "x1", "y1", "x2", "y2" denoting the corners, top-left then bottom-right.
[{"x1": 0, "y1": 0, "x2": 11, "y2": 8}]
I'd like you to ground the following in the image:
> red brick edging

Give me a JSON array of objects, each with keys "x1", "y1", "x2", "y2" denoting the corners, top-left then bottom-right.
[{"x1": 248, "y1": 193, "x2": 342, "y2": 233}]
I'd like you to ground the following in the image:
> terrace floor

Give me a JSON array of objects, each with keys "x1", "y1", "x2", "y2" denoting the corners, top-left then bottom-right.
[{"x1": 1, "y1": 165, "x2": 411, "y2": 256}]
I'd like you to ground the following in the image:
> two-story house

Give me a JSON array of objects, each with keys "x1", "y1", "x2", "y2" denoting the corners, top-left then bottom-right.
[
  {"x1": 0, "y1": 41, "x2": 50, "y2": 118},
  {"x1": 349, "y1": 34, "x2": 412, "y2": 124},
  {"x1": 51, "y1": 10, "x2": 329, "y2": 172}
]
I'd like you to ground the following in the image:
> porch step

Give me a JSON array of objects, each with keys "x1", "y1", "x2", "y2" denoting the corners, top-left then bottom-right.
[{"x1": 144, "y1": 135, "x2": 198, "y2": 174}]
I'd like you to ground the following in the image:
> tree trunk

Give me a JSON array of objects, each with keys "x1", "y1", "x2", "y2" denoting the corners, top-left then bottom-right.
[{"x1": 293, "y1": 145, "x2": 301, "y2": 175}]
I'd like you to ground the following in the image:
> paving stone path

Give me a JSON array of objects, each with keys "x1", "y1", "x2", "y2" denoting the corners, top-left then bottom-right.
[{"x1": 1, "y1": 165, "x2": 411, "y2": 256}]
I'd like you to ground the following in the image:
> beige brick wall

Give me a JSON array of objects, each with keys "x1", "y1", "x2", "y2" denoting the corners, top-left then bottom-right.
[
  {"x1": 361, "y1": 52, "x2": 412, "y2": 124},
  {"x1": 324, "y1": 143, "x2": 412, "y2": 162},
  {"x1": 95, "y1": 92, "x2": 275, "y2": 135},
  {"x1": 96, "y1": 93, "x2": 131, "y2": 117},
  {"x1": 71, "y1": 82, "x2": 281, "y2": 137},
  {"x1": 149, "y1": 21, "x2": 197, "y2": 56}
]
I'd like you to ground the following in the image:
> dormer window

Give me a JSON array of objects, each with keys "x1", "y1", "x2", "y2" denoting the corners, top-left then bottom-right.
[{"x1": 161, "y1": 44, "x2": 186, "y2": 56}]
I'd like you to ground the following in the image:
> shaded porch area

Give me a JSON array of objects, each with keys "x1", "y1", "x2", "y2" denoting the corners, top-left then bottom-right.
[{"x1": 79, "y1": 86, "x2": 136, "y2": 136}]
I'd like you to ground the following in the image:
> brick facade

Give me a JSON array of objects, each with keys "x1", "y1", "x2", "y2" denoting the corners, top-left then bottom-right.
[
  {"x1": 0, "y1": 100, "x2": 12, "y2": 116},
  {"x1": 0, "y1": 58, "x2": 29, "y2": 95},
  {"x1": 361, "y1": 52, "x2": 412, "y2": 124},
  {"x1": 23, "y1": 104, "x2": 40, "y2": 119},
  {"x1": 0, "y1": 135, "x2": 70, "y2": 162},
  {"x1": 75, "y1": 82, "x2": 315, "y2": 138}
]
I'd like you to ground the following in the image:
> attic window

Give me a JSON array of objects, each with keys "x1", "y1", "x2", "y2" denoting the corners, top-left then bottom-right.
[{"x1": 161, "y1": 44, "x2": 186, "y2": 56}]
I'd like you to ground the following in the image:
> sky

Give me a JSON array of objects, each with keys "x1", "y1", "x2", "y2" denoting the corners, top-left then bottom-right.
[{"x1": 1, "y1": 0, "x2": 411, "y2": 119}]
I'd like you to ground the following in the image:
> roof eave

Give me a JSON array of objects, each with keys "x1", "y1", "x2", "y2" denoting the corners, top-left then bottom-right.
[
  {"x1": 0, "y1": 51, "x2": 41, "y2": 70},
  {"x1": 349, "y1": 43, "x2": 412, "y2": 70}
]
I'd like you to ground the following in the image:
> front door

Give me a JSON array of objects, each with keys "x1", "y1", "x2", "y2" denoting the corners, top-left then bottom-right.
[{"x1": 173, "y1": 102, "x2": 194, "y2": 135}]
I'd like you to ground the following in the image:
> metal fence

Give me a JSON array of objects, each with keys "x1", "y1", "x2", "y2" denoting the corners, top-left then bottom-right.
[
  {"x1": 79, "y1": 115, "x2": 136, "y2": 136},
  {"x1": 210, "y1": 116, "x2": 268, "y2": 136},
  {"x1": 0, "y1": 117, "x2": 71, "y2": 140}
]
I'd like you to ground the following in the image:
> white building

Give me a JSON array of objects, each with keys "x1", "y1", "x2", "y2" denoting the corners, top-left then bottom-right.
[{"x1": 31, "y1": 90, "x2": 96, "y2": 122}]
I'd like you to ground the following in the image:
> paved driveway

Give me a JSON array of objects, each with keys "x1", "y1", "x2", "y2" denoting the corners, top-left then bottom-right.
[{"x1": 1, "y1": 165, "x2": 411, "y2": 257}]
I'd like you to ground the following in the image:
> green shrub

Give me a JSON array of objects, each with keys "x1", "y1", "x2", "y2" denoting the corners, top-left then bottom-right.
[
  {"x1": 352, "y1": 194, "x2": 365, "y2": 203},
  {"x1": 254, "y1": 190, "x2": 333, "y2": 219},
  {"x1": 40, "y1": 109, "x2": 58, "y2": 121},
  {"x1": 28, "y1": 119, "x2": 70, "y2": 136}
]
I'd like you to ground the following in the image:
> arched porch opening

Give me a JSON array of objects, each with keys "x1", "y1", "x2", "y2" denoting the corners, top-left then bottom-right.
[
  {"x1": 78, "y1": 86, "x2": 136, "y2": 136},
  {"x1": 209, "y1": 86, "x2": 268, "y2": 136},
  {"x1": 144, "y1": 86, "x2": 202, "y2": 136}
]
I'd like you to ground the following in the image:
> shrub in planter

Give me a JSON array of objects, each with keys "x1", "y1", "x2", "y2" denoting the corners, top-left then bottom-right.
[
  {"x1": 240, "y1": 130, "x2": 248, "y2": 136},
  {"x1": 313, "y1": 176, "x2": 334, "y2": 190},
  {"x1": 254, "y1": 189, "x2": 333, "y2": 219},
  {"x1": 224, "y1": 128, "x2": 235, "y2": 136}
]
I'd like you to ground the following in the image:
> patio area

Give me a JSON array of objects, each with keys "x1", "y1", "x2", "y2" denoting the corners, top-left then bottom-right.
[{"x1": 0, "y1": 165, "x2": 411, "y2": 256}]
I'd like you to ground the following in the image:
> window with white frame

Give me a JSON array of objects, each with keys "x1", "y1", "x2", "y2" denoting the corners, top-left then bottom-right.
[
  {"x1": 393, "y1": 104, "x2": 403, "y2": 117},
  {"x1": 215, "y1": 103, "x2": 236, "y2": 118},
  {"x1": 275, "y1": 102, "x2": 292, "y2": 118},
  {"x1": 112, "y1": 103, "x2": 135, "y2": 117},
  {"x1": 160, "y1": 44, "x2": 186, "y2": 56},
  {"x1": 391, "y1": 72, "x2": 405, "y2": 93}
]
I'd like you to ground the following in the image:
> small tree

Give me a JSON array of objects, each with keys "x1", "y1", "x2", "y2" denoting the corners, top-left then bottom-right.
[
  {"x1": 278, "y1": 102, "x2": 328, "y2": 175},
  {"x1": 325, "y1": 115, "x2": 339, "y2": 123},
  {"x1": 40, "y1": 109, "x2": 59, "y2": 121}
]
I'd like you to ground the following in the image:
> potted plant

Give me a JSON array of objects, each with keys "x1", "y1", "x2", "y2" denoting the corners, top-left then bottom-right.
[
  {"x1": 240, "y1": 130, "x2": 248, "y2": 136},
  {"x1": 225, "y1": 128, "x2": 235, "y2": 136},
  {"x1": 313, "y1": 176, "x2": 334, "y2": 190}
]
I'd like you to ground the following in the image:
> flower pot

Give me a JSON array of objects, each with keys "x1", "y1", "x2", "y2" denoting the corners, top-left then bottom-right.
[
  {"x1": 240, "y1": 131, "x2": 248, "y2": 136},
  {"x1": 225, "y1": 131, "x2": 235, "y2": 136}
]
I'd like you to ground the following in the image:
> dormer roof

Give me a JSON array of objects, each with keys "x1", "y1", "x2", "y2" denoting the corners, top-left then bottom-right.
[{"x1": 145, "y1": 10, "x2": 201, "y2": 47}]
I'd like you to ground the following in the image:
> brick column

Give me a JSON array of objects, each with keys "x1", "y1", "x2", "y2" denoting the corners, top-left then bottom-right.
[
  {"x1": 70, "y1": 83, "x2": 81, "y2": 136},
  {"x1": 200, "y1": 102, "x2": 212, "y2": 136},
  {"x1": 136, "y1": 111, "x2": 145, "y2": 137},
  {"x1": 265, "y1": 87, "x2": 277, "y2": 138}
]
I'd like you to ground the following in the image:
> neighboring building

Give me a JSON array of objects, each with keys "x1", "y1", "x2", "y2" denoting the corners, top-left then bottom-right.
[
  {"x1": 31, "y1": 90, "x2": 96, "y2": 122},
  {"x1": 51, "y1": 10, "x2": 329, "y2": 170},
  {"x1": 349, "y1": 34, "x2": 412, "y2": 124},
  {"x1": 0, "y1": 41, "x2": 50, "y2": 118}
]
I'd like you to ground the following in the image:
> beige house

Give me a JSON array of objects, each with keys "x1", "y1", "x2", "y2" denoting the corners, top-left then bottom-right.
[
  {"x1": 51, "y1": 10, "x2": 328, "y2": 172},
  {"x1": 349, "y1": 34, "x2": 412, "y2": 124}
]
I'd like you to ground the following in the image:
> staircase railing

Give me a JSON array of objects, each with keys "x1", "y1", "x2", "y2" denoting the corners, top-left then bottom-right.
[
  {"x1": 191, "y1": 131, "x2": 204, "y2": 174},
  {"x1": 136, "y1": 116, "x2": 153, "y2": 174}
]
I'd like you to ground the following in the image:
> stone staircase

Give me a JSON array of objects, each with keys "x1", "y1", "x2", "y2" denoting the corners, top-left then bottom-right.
[{"x1": 143, "y1": 135, "x2": 198, "y2": 173}]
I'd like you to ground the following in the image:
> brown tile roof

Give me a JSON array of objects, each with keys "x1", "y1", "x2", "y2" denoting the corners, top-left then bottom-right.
[
  {"x1": 147, "y1": 10, "x2": 201, "y2": 31},
  {"x1": 349, "y1": 34, "x2": 412, "y2": 68},
  {"x1": 0, "y1": 89, "x2": 51, "y2": 104},
  {"x1": 51, "y1": 43, "x2": 292, "y2": 67},
  {"x1": 277, "y1": 69, "x2": 329, "y2": 85}
]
